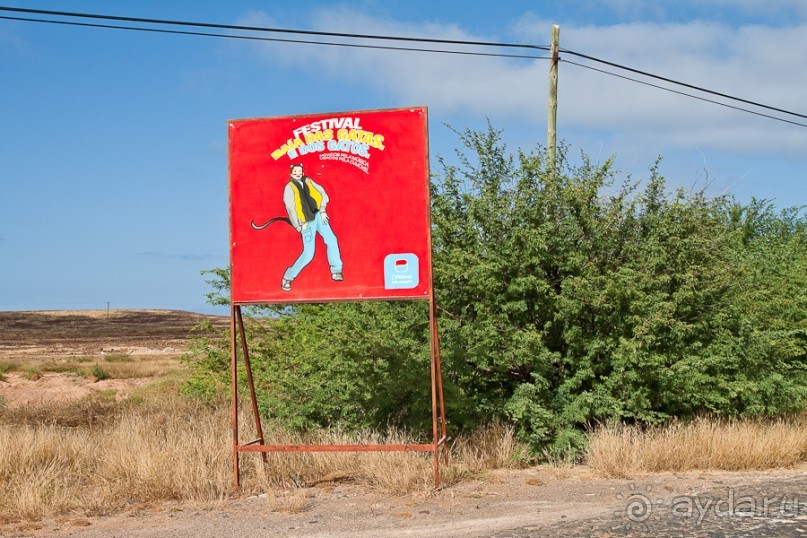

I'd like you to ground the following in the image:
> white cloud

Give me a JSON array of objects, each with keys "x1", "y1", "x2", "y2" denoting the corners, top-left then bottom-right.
[
  {"x1": 239, "y1": 8, "x2": 544, "y2": 118},
  {"x1": 582, "y1": 0, "x2": 807, "y2": 22},
  {"x1": 552, "y1": 19, "x2": 807, "y2": 155},
  {"x1": 591, "y1": 0, "x2": 666, "y2": 20},
  {"x1": 703, "y1": 0, "x2": 807, "y2": 19},
  {"x1": 240, "y1": 8, "x2": 807, "y2": 158}
]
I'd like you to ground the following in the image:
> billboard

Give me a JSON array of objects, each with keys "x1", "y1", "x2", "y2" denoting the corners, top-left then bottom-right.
[{"x1": 229, "y1": 107, "x2": 431, "y2": 304}]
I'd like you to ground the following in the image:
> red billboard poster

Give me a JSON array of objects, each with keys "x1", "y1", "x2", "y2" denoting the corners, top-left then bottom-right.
[{"x1": 229, "y1": 107, "x2": 432, "y2": 304}]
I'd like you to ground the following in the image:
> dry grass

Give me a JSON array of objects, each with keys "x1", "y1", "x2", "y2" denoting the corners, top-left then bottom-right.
[
  {"x1": 0, "y1": 395, "x2": 232, "y2": 519},
  {"x1": 0, "y1": 391, "x2": 525, "y2": 520},
  {"x1": 450, "y1": 419, "x2": 524, "y2": 469},
  {"x1": 586, "y1": 415, "x2": 807, "y2": 478},
  {"x1": 242, "y1": 426, "x2": 437, "y2": 494},
  {"x1": 241, "y1": 422, "x2": 526, "y2": 495},
  {"x1": 1, "y1": 355, "x2": 184, "y2": 381},
  {"x1": 8, "y1": 366, "x2": 803, "y2": 522}
]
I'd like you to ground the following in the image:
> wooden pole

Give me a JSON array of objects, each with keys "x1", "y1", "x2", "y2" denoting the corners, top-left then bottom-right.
[{"x1": 547, "y1": 24, "x2": 560, "y2": 176}]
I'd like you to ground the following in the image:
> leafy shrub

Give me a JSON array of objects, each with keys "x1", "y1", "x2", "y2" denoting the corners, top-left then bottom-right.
[
  {"x1": 90, "y1": 364, "x2": 110, "y2": 381},
  {"x1": 184, "y1": 125, "x2": 807, "y2": 454},
  {"x1": 429, "y1": 125, "x2": 806, "y2": 452}
]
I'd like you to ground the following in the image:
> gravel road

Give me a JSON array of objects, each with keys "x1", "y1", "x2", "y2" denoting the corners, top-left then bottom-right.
[{"x1": 5, "y1": 467, "x2": 805, "y2": 538}]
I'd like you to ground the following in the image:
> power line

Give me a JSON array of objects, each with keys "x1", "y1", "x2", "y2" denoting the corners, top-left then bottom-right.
[
  {"x1": 0, "y1": 6, "x2": 548, "y2": 52},
  {"x1": 562, "y1": 59, "x2": 807, "y2": 129},
  {"x1": 560, "y1": 48, "x2": 807, "y2": 122},
  {"x1": 2, "y1": 5, "x2": 804, "y2": 126},
  {"x1": 0, "y1": 14, "x2": 549, "y2": 60}
]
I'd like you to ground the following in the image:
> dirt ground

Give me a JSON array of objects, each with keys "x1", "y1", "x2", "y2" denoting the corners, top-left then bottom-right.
[
  {"x1": 4, "y1": 466, "x2": 805, "y2": 537},
  {"x1": 0, "y1": 309, "x2": 227, "y2": 408},
  {"x1": 1, "y1": 310, "x2": 805, "y2": 537}
]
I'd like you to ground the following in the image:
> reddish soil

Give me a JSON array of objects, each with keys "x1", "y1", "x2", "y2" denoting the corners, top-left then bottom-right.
[{"x1": 0, "y1": 309, "x2": 228, "y2": 408}]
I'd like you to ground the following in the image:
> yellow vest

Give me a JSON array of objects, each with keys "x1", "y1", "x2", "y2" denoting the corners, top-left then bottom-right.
[{"x1": 288, "y1": 179, "x2": 323, "y2": 224}]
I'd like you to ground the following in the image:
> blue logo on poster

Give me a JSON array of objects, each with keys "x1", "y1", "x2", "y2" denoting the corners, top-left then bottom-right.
[{"x1": 384, "y1": 254, "x2": 419, "y2": 289}]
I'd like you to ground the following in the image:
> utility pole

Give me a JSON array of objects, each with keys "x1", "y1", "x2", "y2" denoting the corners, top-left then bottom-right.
[{"x1": 547, "y1": 24, "x2": 560, "y2": 176}]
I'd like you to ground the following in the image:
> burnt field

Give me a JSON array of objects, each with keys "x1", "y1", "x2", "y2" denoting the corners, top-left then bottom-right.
[{"x1": 0, "y1": 309, "x2": 229, "y2": 359}]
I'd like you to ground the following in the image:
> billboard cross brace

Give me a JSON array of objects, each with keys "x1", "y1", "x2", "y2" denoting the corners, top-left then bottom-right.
[{"x1": 230, "y1": 301, "x2": 447, "y2": 489}]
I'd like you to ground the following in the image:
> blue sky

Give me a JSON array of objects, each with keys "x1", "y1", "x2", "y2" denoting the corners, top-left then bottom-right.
[{"x1": 1, "y1": 1, "x2": 805, "y2": 314}]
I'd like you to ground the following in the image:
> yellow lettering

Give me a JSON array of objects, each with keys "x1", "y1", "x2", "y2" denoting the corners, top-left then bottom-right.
[
  {"x1": 304, "y1": 130, "x2": 333, "y2": 143},
  {"x1": 334, "y1": 129, "x2": 384, "y2": 150},
  {"x1": 271, "y1": 138, "x2": 304, "y2": 160}
]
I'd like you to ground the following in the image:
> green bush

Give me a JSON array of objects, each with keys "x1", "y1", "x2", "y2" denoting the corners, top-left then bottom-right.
[
  {"x1": 429, "y1": 125, "x2": 806, "y2": 452},
  {"x1": 183, "y1": 124, "x2": 806, "y2": 455},
  {"x1": 90, "y1": 364, "x2": 110, "y2": 381}
]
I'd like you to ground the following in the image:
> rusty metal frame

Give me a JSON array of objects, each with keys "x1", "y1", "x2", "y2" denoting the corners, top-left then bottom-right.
[{"x1": 230, "y1": 293, "x2": 447, "y2": 489}]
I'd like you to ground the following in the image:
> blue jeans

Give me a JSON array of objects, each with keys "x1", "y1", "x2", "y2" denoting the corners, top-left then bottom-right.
[{"x1": 283, "y1": 215, "x2": 343, "y2": 280}]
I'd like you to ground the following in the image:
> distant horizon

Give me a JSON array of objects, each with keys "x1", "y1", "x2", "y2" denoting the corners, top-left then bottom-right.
[{"x1": 0, "y1": 305, "x2": 230, "y2": 316}]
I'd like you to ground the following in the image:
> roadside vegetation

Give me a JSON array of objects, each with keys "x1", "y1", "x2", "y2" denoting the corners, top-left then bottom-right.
[
  {"x1": 0, "y1": 353, "x2": 185, "y2": 382},
  {"x1": 1, "y1": 386, "x2": 805, "y2": 519},
  {"x1": 2, "y1": 125, "x2": 805, "y2": 521},
  {"x1": 587, "y1": 415, "x2": 807, "y2": 478},
  {"x1": 0, "y1": 384, "x2": 524, "y2": 519},
  {"x1": 189, "y1": 124, "x2": 806, "y2": 457}
]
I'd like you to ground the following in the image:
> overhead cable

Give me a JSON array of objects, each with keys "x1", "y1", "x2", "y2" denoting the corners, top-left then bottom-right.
[
  {"x1": 0, "y1": 6, "x2": 549, "y2": 52},
  {"x1": 563, "y1": 59, "x2": 807, "y2": 128},
  {"x1": 1, "y1": 5, "x2": 804, "y2": 125},
  {"x1": 560, "y1": 48, "x2": 807, "y2": 121},
  {"x1": 0, "y1": 15, "x2": 548, "y2": 60}
]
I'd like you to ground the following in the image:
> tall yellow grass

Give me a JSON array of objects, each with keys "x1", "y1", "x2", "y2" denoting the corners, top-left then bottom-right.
[
  {"x1": 0, "y1": 396, "x2": 523, "y2": 520},
  {"x1": 0, "y1": 397, "x2": 231, "y2": 519},
  {"x1": 586, "y1": 416, "x2": 807, "y2": 478},
  {"x1": 6, "y1": 390, "x2": 804, "y2": 520}
]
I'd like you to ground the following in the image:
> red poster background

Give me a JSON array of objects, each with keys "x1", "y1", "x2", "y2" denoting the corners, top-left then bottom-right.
[{"x1": 229, "y1": 107, "x2": 431, "y2": 304}]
